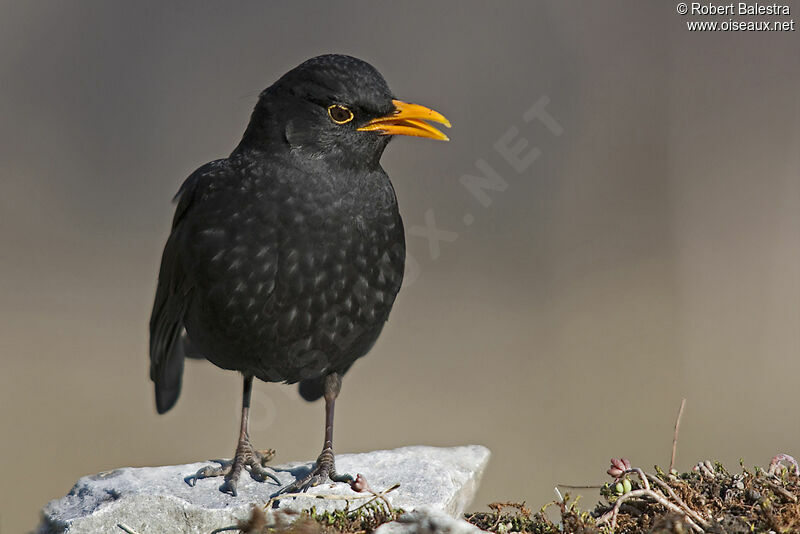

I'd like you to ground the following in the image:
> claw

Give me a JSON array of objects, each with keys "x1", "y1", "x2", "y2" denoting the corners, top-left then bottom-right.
[
  {"x1": 221, "y1": 479, "x2": 238, "y2": 497},
  {"x1": 185, "y1": 441, "x2": 278, "y2": 494},
  {"x1": 279, "y1": 447, "x2": 353, "y2": 494},
  {"x1": 186, "y1": 464, "x2": 226, "y2": 486},
  {"x1": 251, "y1": 463, "x2": 281, "y2": 484}
]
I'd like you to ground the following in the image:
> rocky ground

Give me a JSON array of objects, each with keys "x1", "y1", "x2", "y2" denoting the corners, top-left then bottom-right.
[
  {"x1": 37, "y1": 445, "x2": 489, "y2": 534},
  {"x1": 37, "y1": 446, "x2": 800, "y2": 534}
]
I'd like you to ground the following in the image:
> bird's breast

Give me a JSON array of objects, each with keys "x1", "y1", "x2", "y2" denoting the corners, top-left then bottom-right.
[{"x1": 183, "y1": 169, "x2": 405, "y2": 379}]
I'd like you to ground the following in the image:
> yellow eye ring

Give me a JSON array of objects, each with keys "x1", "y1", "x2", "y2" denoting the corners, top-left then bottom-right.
[{"x1": 327, "y1": 104, "x2": 354, "y2": 124}]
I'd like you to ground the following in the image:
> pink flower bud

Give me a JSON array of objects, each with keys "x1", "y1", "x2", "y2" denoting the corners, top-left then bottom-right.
[
  {"x1": 607, "y1": 467, "x2": 624, "y2": 478},
  {"x1": 350, "y1": 473, "x2": 370, "y2": 493}
]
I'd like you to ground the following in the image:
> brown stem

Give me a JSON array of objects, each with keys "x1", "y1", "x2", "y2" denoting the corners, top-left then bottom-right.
[{"x1": 670, "y1": 398, "x2": 686, "y2": 473}]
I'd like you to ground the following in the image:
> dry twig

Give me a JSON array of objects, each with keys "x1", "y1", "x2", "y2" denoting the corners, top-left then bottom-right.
[
  {"x1": 596, "y1": 488, "x2": 704, "y2": 533},
  {"x1": 117, "y1": 524, "x2": 143, "y2": 534},
  {"x1": 644, "y1": 473, "x2": 710, "y2": 529},
  {"x1": 670, "y1": 398, "x2": 686, "y2": 473}
]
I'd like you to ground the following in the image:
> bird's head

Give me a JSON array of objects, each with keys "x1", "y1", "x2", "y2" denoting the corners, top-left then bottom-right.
[{"x1": 236, "y1": 54, "x2": 450, "y2": 169}]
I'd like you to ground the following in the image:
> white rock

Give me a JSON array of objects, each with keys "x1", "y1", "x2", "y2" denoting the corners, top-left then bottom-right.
[
  {"x1": 374, "y1": 507, "x2": 487, "y2": 534},
  {"x1": 38, "y1": 445, "x2": 490, "y2": 534}
]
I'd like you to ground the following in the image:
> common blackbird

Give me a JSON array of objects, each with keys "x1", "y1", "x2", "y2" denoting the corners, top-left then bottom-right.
[{"x1": 149, "y1": 54, "x2": 450, "y2": 496}]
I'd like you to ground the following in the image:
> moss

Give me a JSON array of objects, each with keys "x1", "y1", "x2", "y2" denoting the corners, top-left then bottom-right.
[
  {"x1": 465, "y1": 499, "x2": 598, "y2": 534},
  {"x1": 234, "y1": 500, "x2": 404, "y2": 534},
  {"x1": 463, "y1": 461, "x2": 800, "y2": 534},
  {"x1": 304, "y1": 501, "x2": 405, "y2": 533}
]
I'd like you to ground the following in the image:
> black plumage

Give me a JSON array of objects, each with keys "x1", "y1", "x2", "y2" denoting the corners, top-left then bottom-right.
[{"x1": 149, "y1": 54, "x2": 449, "y2": 495}]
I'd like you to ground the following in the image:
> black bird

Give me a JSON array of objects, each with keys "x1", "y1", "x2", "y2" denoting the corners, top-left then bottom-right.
[{"x1": 149, "y1": 54, "x2": 450, "y2": 496}]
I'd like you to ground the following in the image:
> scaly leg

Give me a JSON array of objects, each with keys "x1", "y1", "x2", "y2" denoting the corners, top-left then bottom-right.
[
  {"x1": 280, "y1": 372, "x2": 354, "y2": 493},
  {"x1": 185, "y1": 374, "x2": 279, "y2": 496}
]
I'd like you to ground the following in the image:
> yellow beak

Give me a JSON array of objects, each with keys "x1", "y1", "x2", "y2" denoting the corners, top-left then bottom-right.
[{"x1": 357, "y1": 99, "x2": 451, "y2": 141}]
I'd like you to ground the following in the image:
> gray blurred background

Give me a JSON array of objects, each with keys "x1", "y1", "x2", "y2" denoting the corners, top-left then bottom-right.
[{"x1": 2, "y1": 1, "x2": 799, "y2": 532}]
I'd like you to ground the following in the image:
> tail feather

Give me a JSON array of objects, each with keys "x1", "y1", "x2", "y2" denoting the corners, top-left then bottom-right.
[
  {"x1": 150, "y1": 311, "x2": 186, "y2": 413},
  {"x1": 155, "y1": 347, "x2": 185, "y2": 414},
  {"x1": 298, "y1": 377, "x2": 325, "y2": 402}
]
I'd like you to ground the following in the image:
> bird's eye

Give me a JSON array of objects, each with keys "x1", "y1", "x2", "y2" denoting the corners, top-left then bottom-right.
[{"x1": 327, "y1": 104, "x2": 354, "y2": 124}]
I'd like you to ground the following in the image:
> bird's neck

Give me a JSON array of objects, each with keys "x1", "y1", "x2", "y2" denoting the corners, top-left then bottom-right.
[{"x1": 234, "y1": 107, "x2": 282, "y2": 155}]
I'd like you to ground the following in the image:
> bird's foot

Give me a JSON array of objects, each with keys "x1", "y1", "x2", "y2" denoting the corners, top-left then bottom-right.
[
  {"x1": 185, "y1": 442, "x2": 279, "y2": 496},
  {"x1": 280, "y1": 447, "x2": 360, "y2": 494}
]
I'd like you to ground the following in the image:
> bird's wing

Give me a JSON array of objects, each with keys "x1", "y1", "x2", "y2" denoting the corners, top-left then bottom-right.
[{"x1": 148, "y1": 160, "x2": 223, "y2": 413}]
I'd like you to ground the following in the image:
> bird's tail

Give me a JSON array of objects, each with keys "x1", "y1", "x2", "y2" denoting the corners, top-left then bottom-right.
[
  {"x1": 298, "y1": 365, "x2": 352, "y2": 402},
  {"x1": 150, "y1": 320, "x2": 189, "y2": 414},
  {"x1": 298, "y1": 376, "x2": 325, "y2": 402},
  {"x1": 154, "y1": 346, "x2": 185, "y2": 414}
]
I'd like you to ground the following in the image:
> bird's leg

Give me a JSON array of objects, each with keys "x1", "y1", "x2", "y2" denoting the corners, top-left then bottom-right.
[
  {"x1": 185, "y1": 374, "x2": 279, "y2": 496},
  {"x1": 280, "y1": 372, "x2": 355, "y2": 493}
]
